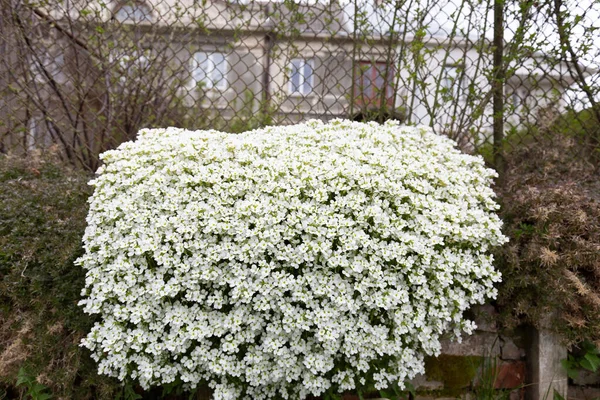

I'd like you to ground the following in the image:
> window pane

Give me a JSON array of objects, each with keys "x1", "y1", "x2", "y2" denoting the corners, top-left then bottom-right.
[
  {"x1": 443, "y1": 67, "x2": 457, "y2": 89},
  {"x1": 212, "y1": 53, "x2": 227, "y2": 89},
  {"x1": 115, "y1": 4, "x2": 151, "y2": 22},
  {"x1": 513, "y1": 90, "x2": 521, "y2": 108},
  {"x1": 192, "y1": 52, "x2": 209, "y2": 86},
  {"x1": 361, "y1": 73, "x2": 369, "y2": 96},
  {"x1": 375, "y1": 64, "x2": 387, "y2": 92},
  {"x1": 442, "y1": 66, "x2": 463, "y2": 99},
  {"x1": 375, "y1": 73, "x2": 384, "y2": 90},
  {"x1": 290, "y1": 59, "x2": 302, "y2": 93},
  {"x1": 363, "y1": 66, "x2": 374, "y2": 96},
  {"x1": 136, "y1": 52, "x2": 149, "y2": 71},
  {"x1": 303, "y1": 60, "x2": 313, "y2": 94}
]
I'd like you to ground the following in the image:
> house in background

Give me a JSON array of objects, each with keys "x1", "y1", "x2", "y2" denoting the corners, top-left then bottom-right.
[{"x1": 0, "y1": 0, "x2": 590, "y2": 162}]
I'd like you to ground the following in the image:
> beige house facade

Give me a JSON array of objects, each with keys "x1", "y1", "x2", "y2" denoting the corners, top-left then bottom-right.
[{"x1": 0, "y1": 0, "x2": 588, "y2": 163}]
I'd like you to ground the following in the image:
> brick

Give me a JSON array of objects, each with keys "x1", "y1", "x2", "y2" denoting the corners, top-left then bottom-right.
[
  {"x1": 572, "y1": 369, "x2": 600, "y2": 386},
  {"x1": 441, "y1": 332, "x2": 500, "y2": 357},
  {"x1": 472, "y1": 304, "x2": 498, "y2": 332},
  {"x1": 582, "y1": 387, "x2": 600, "y2": 400},
  {"x1": 415, "y1": 398, "x2": 457, "y2": 400},
  {"x1": 568, "y1": 385, "x2": 585, "y2": 400},
  {"x1": 567, "y1": 386, "x2": 600, "y2": 400},
  {"x1": 501, "y1": 338, "x2": 525, "y2": 360},
  {"x1": 411, "y1": 373, "x2": 444, "y2": 391},
  {"x1": 334, "y1": 393, "x2": 394, "y2": 400},
  {"x1": 495, "y1": 361, "x2": 526, "y2": 389},
  {"x1": 509, "y1": 388, "x2": 525, "y2": 400}
]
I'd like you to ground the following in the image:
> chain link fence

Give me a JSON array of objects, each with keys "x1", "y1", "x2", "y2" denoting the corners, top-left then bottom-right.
[{"x1": 1, "y1": 0, "x2": 598, "y2": 171}]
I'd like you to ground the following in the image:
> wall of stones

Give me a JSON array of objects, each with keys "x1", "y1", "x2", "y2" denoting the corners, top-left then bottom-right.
[
  {"x1": 411, "y1": 304, "x2": 527, "y2": 400},
  {"x1": 333, "y1": 304, "x2": 600, "y2": 400}
]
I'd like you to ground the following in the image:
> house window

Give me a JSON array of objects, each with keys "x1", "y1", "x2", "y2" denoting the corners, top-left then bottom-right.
[
  {"x1": 511, "y1": 88, "x2": 526, "y2": 110},
  {"x1": 441, "y1": 65, "x2": 465, "y2": 99},
  {"x1": 191, "y1": 52, "x2": 228, "y2": 90},
  {"x1": 289, "y1": 59, "x2": 314, "y2": 95},
  {"x1": 354, "y1": 61, "x2": 394, "y2": 107},
  {"x1": 122, "y1": 51, "x2": 150, "y2": 71},
  {"x1": 115, "y1": 2, "x2": 152, "y2": 23},
  {"x1": 31, "y1": 52, "x2": 65, "y2": 83},
  {"x1": 110, "y1": 49, "x2": 152, "y2": 82}
]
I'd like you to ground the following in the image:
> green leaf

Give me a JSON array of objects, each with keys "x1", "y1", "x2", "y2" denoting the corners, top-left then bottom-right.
[
  {"x1": 554, "y1": 389, "x2": 566, "y2": 400},
  {"x1": 32, "y1": 383, "x2": 48, "y2": 392},
  {"x1": 584, "y1": 353, "x2": 600, "y2": 372},
  {"x1": 16, "y1": 368, "x2": 31, "y2": 387},
  {"x1": 567, "y1": 369, "x2": 580, "y2": 380},
  {"x1": 580, "y1": 357, "x2": 596, "y2": 372},
  {"x1": 561, "y1": 359, "x2": 575, "y2": 373},
  {"x1": 123, "y1": 383, "x2": 142, "y2": 400},
  {"x1": 582, "y1": 341, "x2": 598, "y2": 354}
]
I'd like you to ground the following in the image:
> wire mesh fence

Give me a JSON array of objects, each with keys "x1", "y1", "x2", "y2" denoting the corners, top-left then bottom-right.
[{"x1": 0, "y1": 0, "x2": 598, "y2": 171}]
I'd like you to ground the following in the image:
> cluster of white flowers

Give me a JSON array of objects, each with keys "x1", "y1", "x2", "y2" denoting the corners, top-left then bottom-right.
[{"x1": 78, "y1": 119, "x2": 507, "y2": 399}]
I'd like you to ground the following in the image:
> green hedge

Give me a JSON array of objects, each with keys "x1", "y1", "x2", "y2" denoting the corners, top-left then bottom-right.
[{"x1": 0, "y1": 154, "x2": 120, "y2": 399}]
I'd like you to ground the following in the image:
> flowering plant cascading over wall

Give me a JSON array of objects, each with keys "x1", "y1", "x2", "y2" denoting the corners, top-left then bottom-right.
[{"x1": 77, "y1": 119, "x2": 507, "y2": 399}]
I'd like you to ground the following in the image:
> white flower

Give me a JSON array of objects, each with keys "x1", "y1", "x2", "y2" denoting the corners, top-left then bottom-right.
[{"x1": 78, "y1": 119, "x2": 507, "y2": 399}]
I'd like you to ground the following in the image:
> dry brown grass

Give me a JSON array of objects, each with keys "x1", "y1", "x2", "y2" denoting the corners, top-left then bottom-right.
[
  {"x1": 496, "y1": 127, "x2": 600, "y2": 346},
  {"x1": 0, "y1": 315, "x2": 32, "y2": 378}
]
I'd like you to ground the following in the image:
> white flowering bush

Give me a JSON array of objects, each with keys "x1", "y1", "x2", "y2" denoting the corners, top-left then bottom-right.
[{"x1": 78, "y1": 119, "x2": 506, "y2": 399}]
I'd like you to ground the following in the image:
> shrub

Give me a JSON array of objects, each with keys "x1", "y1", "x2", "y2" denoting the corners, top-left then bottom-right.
[
  {"x1": 496, "y1": 129, "x2": 600, "y2": 347},
  {"x1": 0, "y1": 154, "x2": 120, "y2": 398},
  {"x1": 78, "y1": 119, "x2": 506, "y2": 399}
]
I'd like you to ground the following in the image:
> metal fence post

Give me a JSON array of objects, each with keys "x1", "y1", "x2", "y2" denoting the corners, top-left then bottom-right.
[{"x1": 493, "y1": 0, "x2": 505, "y2": 179}]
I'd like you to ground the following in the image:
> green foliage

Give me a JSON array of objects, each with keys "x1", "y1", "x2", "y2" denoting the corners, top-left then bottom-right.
[
  {"x1": 16, "y1": 368, "x2": 52, "y2": 400},
  {"x1": 550, "y1": 105, "x2": 600, "y2": 160},
  {"x1": 115, "y1": 382, "x2": 142, "y2": 400},
  {"x1": 470, "y1": 356, "x2": 518, "y2": 400},
  {"x1": 350, "y1": 106, "x2": 407, "y2": 124},
  {"x1": 476, "y1": 124, "x2": 537, "y2": 168},
  {"x1": 473, "y1": 356, "x2": 500, "y2": 400},
  {"x1": 553, "y1": 390, "x2": 566, "y2": 400},
  {"x1": 376, "y1": 381, "x2": 416, "y2": 400},
  {"x1": 226, "y1": 90, "x2": 274, "y2": 133},
  {"x1": 0, "y1": 154, "x2": 120, "y2": 398},
  {"x1": 561, "y1": 341, "x2": 600, "y2": 380},
  {"x1": 424, "y1": 355, "x2": 482, "y2": 391}
]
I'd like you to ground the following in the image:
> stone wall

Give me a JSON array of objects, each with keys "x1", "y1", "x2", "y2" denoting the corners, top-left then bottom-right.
[
  {"x1": 332, "y1": 304, "x2": 600, "y2": 400},
  {"x1": 410, "y1": 304, "x2": 527, "y2": 400},
  {"x1": 569, "y1": 367, "x2": 600, "y2": 400}
]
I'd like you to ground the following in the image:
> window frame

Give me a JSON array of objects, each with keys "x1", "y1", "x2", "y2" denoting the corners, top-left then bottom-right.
[
  {"x1": 288, "y1": 58, "x2": 315, "y2": 96},
  {"x1": 31, "y1": 51, "x2": 65, "y2": 84},
  {"x1": 353, "y1": 61, "x2": 395, "y2": 108},
  {"x1": 108, "y1": 47, "x2": 154, "y2": 84},
  {"x1": 190, "y1": 51, "x2": 229, "y2": 91},
  {"x1": 441, "y1": 64, "x2": 467, "y2": 101},
  {"x1": 114, "y1": 2, "x2": 153, "y2": 23}
]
